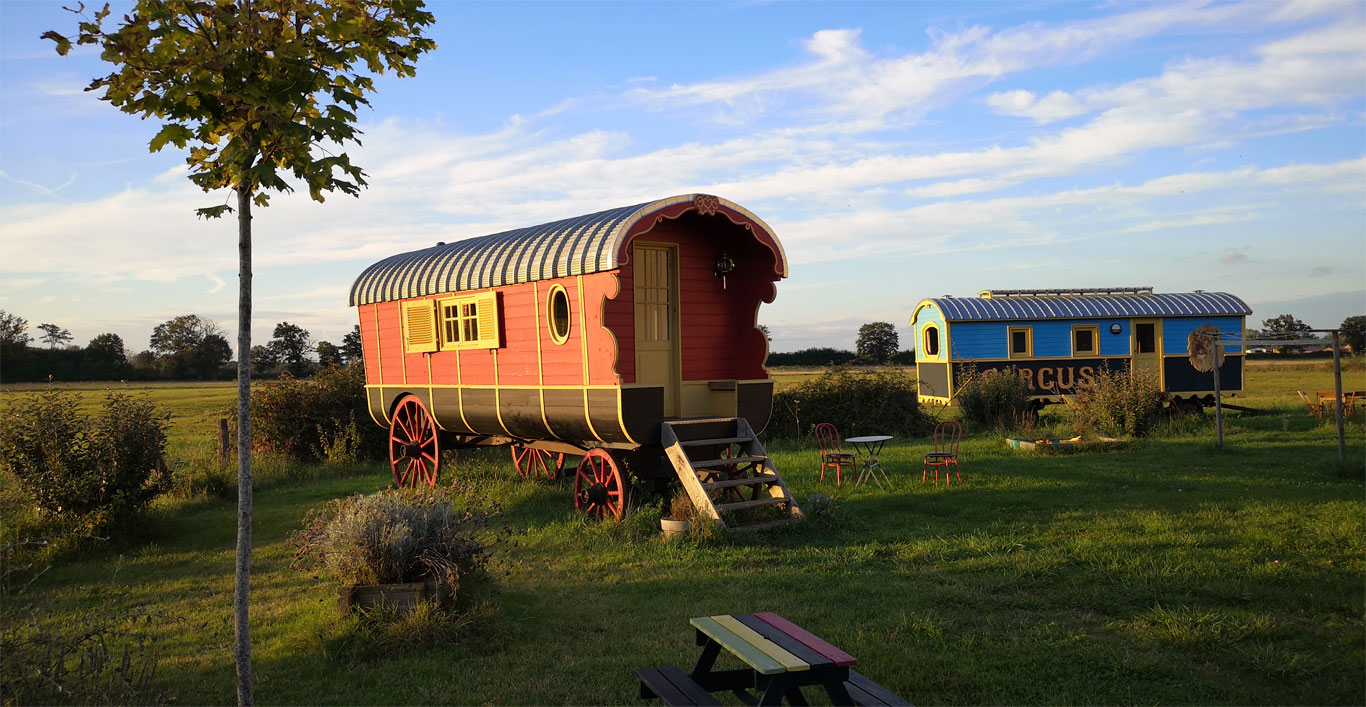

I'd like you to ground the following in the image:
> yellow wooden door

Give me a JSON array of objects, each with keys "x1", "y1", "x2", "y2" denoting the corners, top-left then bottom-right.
[
  {"x1": 634, "y1": 243, "x2": 680, "y2": 417},
  {"x1": 1131, "y1": 318, "x2": 1163, "y2": 386}
]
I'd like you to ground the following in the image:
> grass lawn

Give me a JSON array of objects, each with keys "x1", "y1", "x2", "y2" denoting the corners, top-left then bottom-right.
[{"x1": 2, "y1": 363, "x2": 1363, "y2": 705}]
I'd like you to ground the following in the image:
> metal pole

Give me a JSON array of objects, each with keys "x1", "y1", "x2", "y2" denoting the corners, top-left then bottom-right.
[
  {"x1": 1332, "y1": 330, "x2": 1345, "y2": 464},
  {"x1": 1213, "y1": 340, "x2": 1223, "y2": 449}
]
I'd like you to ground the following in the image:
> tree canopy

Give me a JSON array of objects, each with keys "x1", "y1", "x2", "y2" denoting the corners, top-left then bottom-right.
[
  {"x1": 37, "y1": 323, "x2": 73, "y2": 349},
  {"x1": 1340, "y1": 315, "x2": 1365, "y2": 353},
  {"x1": 856, "y1": 322, "x2": 899, "y2": 364}
]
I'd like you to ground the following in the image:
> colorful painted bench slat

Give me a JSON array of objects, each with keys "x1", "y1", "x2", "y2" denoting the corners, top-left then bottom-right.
[
  {"x1": 711, "y1": 614, "x2": 810, "y2": 672},
  {"x1": 733, "y1": 613, "x2": 835, "y2": 669},
  {"x1": 754, "y1": 611, "x2": 857, "y2": 667},
  {"x1": 689, "y1": 616, "x2": 787, "y2": 675}
]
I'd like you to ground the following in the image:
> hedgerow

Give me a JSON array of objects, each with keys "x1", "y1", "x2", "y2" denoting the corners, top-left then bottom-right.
[
  {"x1": 767, "y1": 368, "x2": 932, "y2": 439},
  {"x1": 243, "y1": 363, "x2": 385, "y2": 462}
]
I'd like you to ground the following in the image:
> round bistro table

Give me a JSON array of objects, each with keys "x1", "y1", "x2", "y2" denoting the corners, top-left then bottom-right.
[{"x1": 845, "y1": 435, "x2": 893, "y2": 489}]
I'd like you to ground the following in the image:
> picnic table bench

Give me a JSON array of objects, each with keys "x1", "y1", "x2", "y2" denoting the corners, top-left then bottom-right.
[{"x1": 637, "y1": 612, "x2": 910, "y2": 706}]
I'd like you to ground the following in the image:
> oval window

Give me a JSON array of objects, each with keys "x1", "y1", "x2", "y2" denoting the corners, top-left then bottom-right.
[
  {"x1": 924, "y1": 325, "x2": 940, "y2": 357},
  {"x1": 547, "y1": 285, "x2": 571, "y2": 344}
]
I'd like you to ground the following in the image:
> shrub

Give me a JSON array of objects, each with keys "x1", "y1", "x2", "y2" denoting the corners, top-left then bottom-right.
[
  {"x1": 1070, "y1": 367, "x2": 1165, "y2": 437},
  {"x1": 246, "y1": 363, "x2": 385, "y2": 462},
  {"x1": 287, "y1": 485, "x2": 500, "y2": 599},
  {"x1": 0, "y1": 388, "x2": 169, "y2": 531},
  {"x1": 955, "y1": 367, "x2": 1036, "y2": 429},
  {"x1": 768, "y1": 368, "x2": 932, "y2": 439},
  {"x1": 669, "y1": 488, "x2": 695, "y2": 522}
]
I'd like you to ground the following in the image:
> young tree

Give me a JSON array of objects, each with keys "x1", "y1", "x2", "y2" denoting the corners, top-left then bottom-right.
[
  {"x1": 1340, "y1": 315, "x2": 1365, "y2": 353},
  {"x1": 37, "y1": 323, "x2": 73, "y2": 349},
  {"x1": 0, "y1": 310, "x2": 30, "y2": 347},
  {"x1": 757, "y1": 324, "x2": 772, "y2": 342},
  {"x1": 856, "y1": 322, "x2": 899, "y2": 364},
  {"x1": 47, "y1": 5, "x2": 435, "y2": 700},
  {"x1": 341, "y1": 324, "x2": 364, "y2": 364}
]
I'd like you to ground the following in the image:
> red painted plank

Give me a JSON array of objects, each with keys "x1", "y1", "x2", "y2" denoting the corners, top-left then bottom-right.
[{"x1": 753, "y1": 612, "x2": 856, "y2": 667}]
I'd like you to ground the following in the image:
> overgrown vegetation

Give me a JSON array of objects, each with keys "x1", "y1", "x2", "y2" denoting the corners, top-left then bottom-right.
[
  {"x1": 0, "y1": 388, "x2": 169, "y2": 533},
  {"x1": 1070, "y1": 367, "x2": 1166, "y2": 437},
  {"x1": 768, "y1": 368, "x2": 932, "y2": 438},
  {"x1": 245, "y1": 364, "x2": 384, "y2": 462},
  {"x1": 287, "y1": 485, "x2": 501, "y2": 600},
  {"x1": 954, "y1": 367, "x2": 1036, "y2": 430}
]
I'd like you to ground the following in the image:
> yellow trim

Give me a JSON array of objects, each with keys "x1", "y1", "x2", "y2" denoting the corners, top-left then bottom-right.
[
  {"x1": 910, "y1": 300, "x2": 937, "y2": 326},
  {"x1": 368, "y1": 383, "x2": 631, "y2": 391},
  {"x1": 1008, "y1": 326, "x2": 1033, "y2": 359},
  {"x1": 920, "y1": 322, "x2": 945, "y2": 362},
  {"x1": 1071, "y1": 324, "x2": 1100, "y2": 357},
  {"x1": 546, "y1": 283, "x2": 571, "y2": 345},
  {"x1": 492, "y1": 348, "x2": 512, "y2": 436},
  {"x1": 401, "y1": 299, "x2": 439, "y2": 354},
  {"x1": 577, "y1": 275, "x2": 603, "y2": 442},
  {"x1": 942, "y1": 354, "x2": 1131, "y2": 364},
  {"x1": 436, "y1": 291, "x2": 500, "y2": 350},
  {"x1": 427, "y1": 354, "x2": 444, "y2": 431},
  {"x1": 533, "y1": 282, "x2": 554, "y2": 438},
  {"x1": 455, "y1": 347, "x2": 472, "y2": 435},
  {"x1": 369, "y1": 307, "x2": 388, "y2": 426}
]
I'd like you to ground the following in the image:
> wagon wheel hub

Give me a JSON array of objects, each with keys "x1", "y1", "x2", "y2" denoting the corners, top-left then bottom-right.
[{"x1": 581, "y1": 482, "x2": 609, "y2": 506}]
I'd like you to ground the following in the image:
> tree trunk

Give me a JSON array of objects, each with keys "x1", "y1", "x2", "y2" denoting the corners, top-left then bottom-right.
[{"x1": 234, "y1": 185, "x2": 254, "y2": 706}]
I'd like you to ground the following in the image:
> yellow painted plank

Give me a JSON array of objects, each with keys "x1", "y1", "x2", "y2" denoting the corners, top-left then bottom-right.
[
  {"x1": 712, "y1": 615, "x2": 809, "y2": 672},
  {"x1": 689, "y1": 617, "x2": 785, "y2": 675}
]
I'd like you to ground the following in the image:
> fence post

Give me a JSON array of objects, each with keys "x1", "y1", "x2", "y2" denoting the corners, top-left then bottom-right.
[{"x1": 219, "y1": 418, "x2": 231, "y2": 460}]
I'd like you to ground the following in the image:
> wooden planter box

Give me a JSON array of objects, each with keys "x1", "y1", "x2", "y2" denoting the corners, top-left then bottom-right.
[{"x1": 337, "y1": 580, "x2": 451, "y2": 613}]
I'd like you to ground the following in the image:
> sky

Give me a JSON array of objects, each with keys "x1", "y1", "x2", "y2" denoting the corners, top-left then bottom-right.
[{"x1": 1, "y1": 0, "x2": 1363, "y2": 357}]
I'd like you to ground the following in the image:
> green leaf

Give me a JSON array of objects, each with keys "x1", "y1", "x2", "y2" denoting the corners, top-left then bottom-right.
[
  {"x1": 41, "y1": 31, "x2": 72, "y2": 56},
  {"x1": 148, "y1": 123, "x2": 193, "y2": 153},
  {"x1": 195, "y1": 204, "x2": 233, "y2": 220}
]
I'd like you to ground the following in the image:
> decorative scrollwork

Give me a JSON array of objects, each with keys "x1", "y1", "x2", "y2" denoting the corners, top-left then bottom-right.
[{"x1": 694, "y1": 194, "x2": 721, "y2": 216}]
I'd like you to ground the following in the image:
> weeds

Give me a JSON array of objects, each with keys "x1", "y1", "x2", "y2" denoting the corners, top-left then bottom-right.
[{"x1": 954, "y1": 367, "x2": 1036, "y2": 430}]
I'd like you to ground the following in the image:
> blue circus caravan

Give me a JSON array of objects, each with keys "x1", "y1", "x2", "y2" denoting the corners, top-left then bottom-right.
[{"x1": 910, "y1": 287, "x2": 1252, "y2": 407}]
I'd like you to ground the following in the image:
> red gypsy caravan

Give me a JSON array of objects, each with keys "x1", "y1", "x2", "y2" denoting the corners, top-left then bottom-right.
[{"x1": 349, "y1": 194, "x2": 801, "y2": 529}]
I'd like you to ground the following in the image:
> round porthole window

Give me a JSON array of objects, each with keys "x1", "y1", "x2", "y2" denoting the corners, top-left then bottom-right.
[{"x1": 547, "y1": 285, "x2": 571, "y2": 344}]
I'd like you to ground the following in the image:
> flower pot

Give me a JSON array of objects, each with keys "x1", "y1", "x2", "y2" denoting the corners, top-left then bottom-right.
[
  {"x1": 660, "y1": 516, "x2": 690, "y2": 539},
  {"x1": 337, "y1": 580, "x2": 450, "y2": 613}
]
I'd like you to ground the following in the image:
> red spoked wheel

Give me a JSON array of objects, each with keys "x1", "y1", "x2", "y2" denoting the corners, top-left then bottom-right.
[
  {"x1": 573, "y1": 449, "x2": 628, "y2": 520},
  {"x1": 511, "y1": 445, "x2": 567, "y2": 480},
  {"x1": 714, "y1": 444, "x2": 764, "y2": 504},
  {"x1": 389, "y1": 395, "x2": 440, "y2": 488}
]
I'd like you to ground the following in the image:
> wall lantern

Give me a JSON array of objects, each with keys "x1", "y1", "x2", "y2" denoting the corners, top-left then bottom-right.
[
  {"x1": 714, "y1": 252, "x2": 736, "y2": 289},
  {"x1": 1110, "y1": 323, "x2": 1122, "y2": 335}
]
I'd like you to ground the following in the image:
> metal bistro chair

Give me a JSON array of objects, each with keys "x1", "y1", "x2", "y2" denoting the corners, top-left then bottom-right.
[
  {"x1": 923, "y1": 421, "x2": 962, "y2": 486},
  {"x1": 814, "y1": 423, "x2": 856, "y2": 486}
]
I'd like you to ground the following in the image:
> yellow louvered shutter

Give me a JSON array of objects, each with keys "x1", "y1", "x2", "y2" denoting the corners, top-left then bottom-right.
[
  {"x1": 403, "y1": 300, "x2": 439, "y2": 353},
  {"x1": 472, "y1": 291, "x2": 500, "y2": 349}
]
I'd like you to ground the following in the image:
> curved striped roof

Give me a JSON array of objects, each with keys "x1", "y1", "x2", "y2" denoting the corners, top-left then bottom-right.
[
  {"x1": 350, "y1": 194, "x2": 786, "y2": 306},
  {"x1": 921, "y1": 292, "x2": 1251, "y2": 322}
]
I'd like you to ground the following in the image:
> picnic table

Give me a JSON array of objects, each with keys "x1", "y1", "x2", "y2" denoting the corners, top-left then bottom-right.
[
  {"x1": 636, "y1": 612, "x2": 909, "y2": 706},
  {"x1": 1318, "y1": 390, "x2": 1363, "y2": 417}
]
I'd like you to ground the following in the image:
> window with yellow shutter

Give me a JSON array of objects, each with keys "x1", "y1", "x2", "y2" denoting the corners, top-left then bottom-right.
[
  {"x1": 437, "y1": 291, "x2": 501, "y2": 350},
  {"x1": 402, "y1": 300, "x2": 439, "y2": 353}
]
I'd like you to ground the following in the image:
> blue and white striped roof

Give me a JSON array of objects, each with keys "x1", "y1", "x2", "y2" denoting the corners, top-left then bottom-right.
[
  {"x1": 924, "y1": 292, "x2": 1251, "y2": 322},
  {"x1": 350, "y1": 194, "x2": 785, "y2": 306}
]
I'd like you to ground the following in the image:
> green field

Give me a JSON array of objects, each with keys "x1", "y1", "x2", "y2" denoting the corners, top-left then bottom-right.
[{"x1": 2, "y1": 363, "x2": 1363, "y2": 705}]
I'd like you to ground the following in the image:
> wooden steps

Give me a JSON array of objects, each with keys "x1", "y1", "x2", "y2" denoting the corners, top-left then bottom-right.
[{"x1": 660, "y1": 417, "x2": 801, "y2": 531}]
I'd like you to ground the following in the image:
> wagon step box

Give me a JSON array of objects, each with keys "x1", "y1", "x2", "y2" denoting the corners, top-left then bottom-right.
[{"x1": 660, "y1": 418, "x2": 802, "y2": 531}]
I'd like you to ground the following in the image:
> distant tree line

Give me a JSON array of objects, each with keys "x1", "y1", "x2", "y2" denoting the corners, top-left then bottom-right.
[
  {"x1": 0, "y1": 310, "x2": 362, "y2": 383},
  {"x1": 766, "y1": 321, "x2": 915, "y2": 367}
]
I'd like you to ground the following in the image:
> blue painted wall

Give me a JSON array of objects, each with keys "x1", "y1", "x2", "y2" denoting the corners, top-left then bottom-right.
[
  {"x1": 912, "y1": 302, "x2": 948, "y2": 360},
  {"x1": 947, "y1": 319, "x2": 1131, "y2": 360},
  {"x1": 1161, "y1": 316, "x2": 1244, "y2": 354}
]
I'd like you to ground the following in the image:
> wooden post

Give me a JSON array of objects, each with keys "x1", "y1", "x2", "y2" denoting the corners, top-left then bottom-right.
[
  {"x1": 1213, "y1": 340, "x2": 1223, "y2": 449},
  {"x1": 1332, "y1": 330, "x2": 1345, "y2": 464},
  {"x1": 219, "y1": 418, "x2": 231, "y2": 460}
]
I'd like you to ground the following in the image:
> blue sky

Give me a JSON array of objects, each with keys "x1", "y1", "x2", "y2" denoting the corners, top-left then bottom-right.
[{"x1": 2, "y1": 0, "x2": 1363, "y2": 355}]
